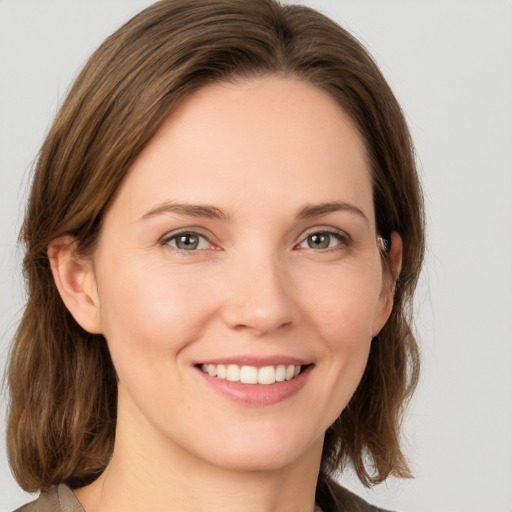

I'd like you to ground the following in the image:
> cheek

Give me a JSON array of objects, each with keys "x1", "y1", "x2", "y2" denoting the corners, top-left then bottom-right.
[
  {"x1": 299, "y1": 264, "x2": 381, "y2": 414},
  {"x1": 319, "y1": 289, "x2": 374, "y2": 381},
  {"x1": 95, "y1": 255, "x2": 217, "y2": 361},
  {"x1": 301, "y1": 262, "x2": 383, "y2": 344}
]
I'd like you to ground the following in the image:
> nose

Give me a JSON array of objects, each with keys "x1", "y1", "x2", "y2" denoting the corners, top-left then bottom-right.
[{"x1": 221, "y1": 251, "x2": 299, "y2": 336}]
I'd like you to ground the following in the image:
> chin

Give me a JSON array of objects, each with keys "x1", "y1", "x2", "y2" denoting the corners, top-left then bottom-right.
[{"x1": 189, "y1": 424, "x2": 323, "y2": 474}]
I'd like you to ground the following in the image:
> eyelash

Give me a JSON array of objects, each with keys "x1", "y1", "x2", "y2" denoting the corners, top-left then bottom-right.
[
  {"x1": 161, "y1": 230, "x2": 214, "y2": 252},
  {"x1": 160, "y1": 228, "x2": 351, "y2": 254},
  {"x1": 295, "y1": 229, "x2": 351, "y2": 252}
]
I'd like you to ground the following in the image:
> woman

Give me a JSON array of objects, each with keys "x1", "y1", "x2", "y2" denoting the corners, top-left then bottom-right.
[{"x1": 7, "y1": 1, "x2": 424, "y2": 511}]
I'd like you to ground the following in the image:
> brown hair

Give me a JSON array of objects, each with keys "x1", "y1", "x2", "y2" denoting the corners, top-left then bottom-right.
[{"x1": 7, "y1": 0, "x2": 424, "y2": 492}]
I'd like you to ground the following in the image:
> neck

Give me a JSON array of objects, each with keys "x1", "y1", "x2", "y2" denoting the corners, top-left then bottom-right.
[{"x1": 74, "y1": 404, "x2": 323, "y2": 512}]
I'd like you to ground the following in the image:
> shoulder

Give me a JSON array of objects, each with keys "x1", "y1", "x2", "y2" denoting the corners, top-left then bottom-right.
[
  {"x1": 316, "y1": 475, "x2": 396, "y2": 512},
  {"x1": 13, "y1": 484, "x2": 84, "y2": 512}
]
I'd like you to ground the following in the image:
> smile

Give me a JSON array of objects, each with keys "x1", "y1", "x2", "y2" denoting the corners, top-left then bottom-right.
[{"x1": 200, "y1": 363, "x2": 302, "y2": 385}]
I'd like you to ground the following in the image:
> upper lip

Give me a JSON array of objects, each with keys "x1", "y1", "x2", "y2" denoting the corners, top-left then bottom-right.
[{"x1": 193, "y1": 356, "x2": 312, "y2": 367}]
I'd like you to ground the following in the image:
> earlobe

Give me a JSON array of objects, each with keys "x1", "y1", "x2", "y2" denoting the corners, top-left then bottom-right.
[
  {"x1": 48, "y1": 236, "x2": 103, "y2": 334},
  {"x1": 372, "y1": 231, "x2": 403, "y2": 336}
]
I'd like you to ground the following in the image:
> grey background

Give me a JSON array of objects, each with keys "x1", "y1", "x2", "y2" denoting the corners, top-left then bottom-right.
[{"x1": 1, "y1": 1, "x2": 511, "y2": 510}]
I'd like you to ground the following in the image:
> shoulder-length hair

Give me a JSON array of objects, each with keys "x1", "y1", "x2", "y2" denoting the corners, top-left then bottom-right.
[{"x1": 7, "y1": 0, "x2": 424, "y2": 492}]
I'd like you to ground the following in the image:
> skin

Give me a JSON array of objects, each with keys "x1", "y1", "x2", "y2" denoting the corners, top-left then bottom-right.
[{"x1": 50, "y1": 77, "x2": 402, "y2": 512}]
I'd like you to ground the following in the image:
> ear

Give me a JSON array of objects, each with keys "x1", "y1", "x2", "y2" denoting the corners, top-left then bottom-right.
[
  {"x1": 372, "y1": 231, "x2": 403, "y2": 336},
  {"x1": 48, "y1": 236, "x2": 103, "y2": 334}
]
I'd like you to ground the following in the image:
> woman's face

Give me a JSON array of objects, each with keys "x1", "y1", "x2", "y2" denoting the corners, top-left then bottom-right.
[{"x1": 88, "y1": 77, "x2": 395, "y2": 473}]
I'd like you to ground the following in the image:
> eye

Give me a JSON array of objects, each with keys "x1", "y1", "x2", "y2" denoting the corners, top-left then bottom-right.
[
  {"x1": 163, "y1": 231, "x2": 211, "y2": 251},
  {"x1": 297, "y1": 230, "x2": 347, "y2": 250}
]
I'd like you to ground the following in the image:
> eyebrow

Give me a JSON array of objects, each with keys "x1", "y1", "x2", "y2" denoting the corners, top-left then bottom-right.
[
  {"x1": 140, "y1": 200, "x2": 368, "y2": 224},
  {"x1": 139, "y1": 201, "x2": 229, "y2": 221},
  {"x1": 297, "y1": 201, "x2": 369, "y2": 224}
]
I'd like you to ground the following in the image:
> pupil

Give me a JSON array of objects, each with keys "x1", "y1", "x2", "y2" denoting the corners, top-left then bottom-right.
[
  {"x1": 308, "y1": 233, "x2": 329, "y2": 249},
  {"x1": 178, "y1": 234, "x2": 198, "y2": 250}
]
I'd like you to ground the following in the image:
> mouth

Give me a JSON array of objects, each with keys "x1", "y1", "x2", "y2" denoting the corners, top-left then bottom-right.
[{"x1": 197, "y1": 363, "x2": 309, "y2": 385}]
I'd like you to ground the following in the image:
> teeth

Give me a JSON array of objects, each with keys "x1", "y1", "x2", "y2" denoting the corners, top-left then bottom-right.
[
  {"x1": 226, "y1": 364, "x2": 240, "y2": 382},
  {"x1": 275, "y1": 364, "x2": 286, "y2": 382},
  {"x1": 258, "y1": 366, "x2": 275, "y2": 385},
  {"x1": 240, "y1": 365, "x2": 258, "y2": 384},
  {"x1": 217, "y1": 364, "x2": 226, "y2": 379},
  {"x1": 200, "y1": 363, "x2": 303, "y2": 385}
]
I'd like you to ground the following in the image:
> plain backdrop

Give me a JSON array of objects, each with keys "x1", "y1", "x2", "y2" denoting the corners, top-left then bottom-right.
[{"x1": 1, "y1": 1, "x2": 511, "y2": 511}]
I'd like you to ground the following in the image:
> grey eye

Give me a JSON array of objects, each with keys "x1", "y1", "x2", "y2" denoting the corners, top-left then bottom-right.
[
  {"x1": 299, "y1": 232, "x2": 342, "y2": 250},
  {"x1": 165, "y1": 232, "x2": 209, "y2": 251}
]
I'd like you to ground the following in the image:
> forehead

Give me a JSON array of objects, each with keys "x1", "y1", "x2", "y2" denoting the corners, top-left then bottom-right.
[{"x1": 110, "y1": 77, "x2": 374, "y2": 223}]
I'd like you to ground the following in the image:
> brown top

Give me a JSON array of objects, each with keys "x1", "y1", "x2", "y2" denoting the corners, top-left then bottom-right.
[
  {"x1": 14, "y1": 484, "x2": 83, "y2": 512},
  {"x1": 14, "y1": 478, "x2": 393, "y2": 512},
  {"x1": 316, "y1": 476, "x2": 393, "y2": 512}
]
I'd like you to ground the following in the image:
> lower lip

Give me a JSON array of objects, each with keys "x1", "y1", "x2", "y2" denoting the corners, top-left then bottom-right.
[{"x1": 196, "y1": 365, "x2": 313, "y2": 407}]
